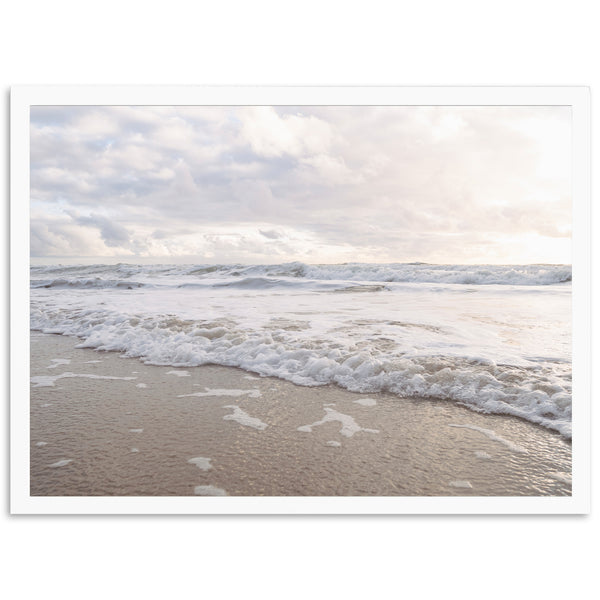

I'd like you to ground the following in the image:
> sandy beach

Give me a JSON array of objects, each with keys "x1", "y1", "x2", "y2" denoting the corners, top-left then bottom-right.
[{"x1": 29, "y1": 331, "x2": 571, "y2": 496}]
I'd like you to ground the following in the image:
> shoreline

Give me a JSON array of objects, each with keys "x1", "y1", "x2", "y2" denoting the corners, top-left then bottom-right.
[{"x1": 30, "y1": 331, "x2": 572, "y2": 496}]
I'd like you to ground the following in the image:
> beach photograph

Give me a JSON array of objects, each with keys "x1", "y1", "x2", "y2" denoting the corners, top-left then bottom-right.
[{"x1": 26, "y1": 100, "x2": 574, "y2": 500}]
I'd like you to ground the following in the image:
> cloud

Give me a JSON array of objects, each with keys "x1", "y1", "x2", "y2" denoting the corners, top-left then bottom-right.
[
  {"x1": 70, "y1": 213, "x2": 131, "y2": 248},
  {"x1": 239, "y1": 107, "x2": 333, "y2": 158},
  {"x1": 29, "y1": 105, "x2": 572, "y2": 264},
  {"x1": 30, "y1": 217, "x2": 116, "y2": 257},
  {"x1": 299, "y1": 154, "x2": 363, "y2": 186},
  {"x1": 259, "y1": 229, "x2": 283, "y2": 240}
]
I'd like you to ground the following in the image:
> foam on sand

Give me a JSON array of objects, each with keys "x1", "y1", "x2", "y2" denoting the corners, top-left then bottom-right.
[
  {"x1": 188, "y1": 457, "x2": 212, "y2": 471},
  {"x1": 354, "y1": 398, "x2": 377, "y2": 407},
  {"x1": 129, "y1": 428, "x2": 144, "y2": 433},
  {"x1": 448, "y1": 424, "x2": 528, "y2": 453},
  {"x1": 298, "y1": 407, "x2": 379, "y2": 438},
  {"x1": 166, "y1": 370, "x2": 190, "y2": 377},
  {"x1": 194, "y1": 485, "x2": 227, "y2": 496},
  {"x1": 548, "y1": 471, "x2": 572, "y2": 485},
  {"x1": 49, "y1": 459, "x2": 73, "y2": 468},
  {"x1": 222, "y1": 405, "x2": 267, "y2": 430},
  {"x1": 136, "y1": 383, "x2": 147, "y2": 388},
  {"x1": 449, "y1": 480, "x2": 473, "y2": 489},
  {"x1": 28, "y1": 331, "x2": 573, "y2": 497},
  {"x1": 475, "y1": 451, "x2": 492, "y2": 459},
  {"x1": 30, "y1": 372, "x2": 136, "y2": 387},
  {"x1": 178, "y1": 387, "x2": 261, "y2": 399},
  {"x1": 36, "y1": 441, "x2": 48, "y2": 447},
  {"x1": 46, "y1": 358, "x2": 71, "y2": 369}
]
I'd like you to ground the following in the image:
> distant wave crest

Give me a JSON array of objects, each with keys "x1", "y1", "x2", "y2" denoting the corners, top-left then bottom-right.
[
  {"x1": 30, "y1": 262, "x2": 572, "y2": 288},
  {"x1": 31, "y1": 277, "x2": 146, "y2": 290}
]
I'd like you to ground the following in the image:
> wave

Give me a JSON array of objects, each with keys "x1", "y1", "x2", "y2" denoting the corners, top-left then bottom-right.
[
  {"x1": 296, "y1": 263, "x2": 572, "y2": 286},
  {"x1": 31, "y1": 278, "x2": 147, "y2": 290},
  {"x1": 188, "y1": 262, "x2": 572, "y2": 286},
  {"x1": 30, "y1": 262, "x2": 572, "y2": 288},
  {"x1": 212, "y1": 276, "x2": 302, "y2": 290},
  {"x1": 29, "y1": 305, "x2": 572, "y2": 438}
]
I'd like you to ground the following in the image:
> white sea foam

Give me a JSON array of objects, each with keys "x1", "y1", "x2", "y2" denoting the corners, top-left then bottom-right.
[
  {"x1": 47, "y1": 358, "x2": 71, "y2": 369},
  {"x1": 298, "y1": 407, "x2": 379, "y2": 438},
  {"x1": 31, "y1": 372, "x2": 136, "y2": 387},
  {"x1": 136, "y1": 383, "x2": 147, "y2": 388},
  {"x1": 194, "y1": 485, "x2": 227, "y2": 496},
  {"x1": 131, "y1": 448, "x2": 139, "y2": 453},
  {"x1": 129, "y1": 428, "x2": 143, "y2": 433},
  {"x1": 36, "y1": 441, "x2": 48, "y2": 447},
  {"x1": 166, "y1": 370, "x2": 190, "y2": 377},
  {"x1": 30, "y1": 262, "x2": 572, "y2": 437},
  {"x1": 354, "y1": 398, "x2": 377, "y2": 407},
  {"x1": 548, "y1": 471, "x2": 572, "y2": 485},
  {"x1": 188, "y1": 457, "x2": 212, "y2": 471},
  {"x1": 448, "y1": 424, "x2": 528, "y2": 454},
  {"x1": 178, "y1": 387, "x2": 261, "y2": 399},
  {"x1": 326, "y1": 441, "x2": 342, "y2": 447},
  {"x1": 449, "y1": 480, "x2": 473, "y2": 489},
  {"x1": 475, "y1": 451, "x2": 492, "y2": 459},
  {"x1": 222, "y1": 405, "x2": 267, "y2": 430},
  {"x1": 49, "y1": 459, "x2": 72, "y2": 468}
]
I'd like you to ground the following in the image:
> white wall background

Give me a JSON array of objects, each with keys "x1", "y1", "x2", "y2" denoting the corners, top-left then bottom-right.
[{"x1": 2, "y1": 2, "x2": 597, "y2": 599}]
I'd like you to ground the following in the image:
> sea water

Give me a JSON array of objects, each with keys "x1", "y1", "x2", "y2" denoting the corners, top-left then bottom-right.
[{"x1": 30, "y1": 262, "x2": 572, "y2": 437}]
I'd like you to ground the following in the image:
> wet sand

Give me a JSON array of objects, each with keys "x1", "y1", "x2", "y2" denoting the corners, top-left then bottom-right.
[{"x1": 29, "y1": 332, "x2": 572, "y2": 496}]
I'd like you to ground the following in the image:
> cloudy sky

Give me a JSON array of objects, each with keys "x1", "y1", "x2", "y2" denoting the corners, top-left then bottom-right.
[{"x1": 30, "y1": 104, "x2": 571, "y2": 264}]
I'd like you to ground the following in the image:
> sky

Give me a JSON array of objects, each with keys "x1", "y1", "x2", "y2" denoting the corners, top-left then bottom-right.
[{"x1": 30, "y1": 105, "x2": 572, "y2": 265}]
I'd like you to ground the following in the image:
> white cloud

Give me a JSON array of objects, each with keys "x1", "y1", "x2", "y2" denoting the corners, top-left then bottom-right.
[
  {"x1": 71, "y1": 110, "x2": 120, "y2": 137},
  {"x1": 299, "y1": 154, "x2": 363, "y2": 186},
  {"x1": 30, "y1": 217, "x2": 125, "y2": 257},
  {"x1": 239, "y1": 106, "x2": 333, "y2": 158},
  {"x1": 29, "y1": 105, "x2": 572, "y2": 264}
]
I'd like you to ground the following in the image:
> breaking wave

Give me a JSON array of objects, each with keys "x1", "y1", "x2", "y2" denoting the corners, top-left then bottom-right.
[
  {"x1": 30, "y1": 261, "x2": 572, "y2": 437},
  {"x1": 30, "y1": 262, "x2": 572, "y2": 290}
]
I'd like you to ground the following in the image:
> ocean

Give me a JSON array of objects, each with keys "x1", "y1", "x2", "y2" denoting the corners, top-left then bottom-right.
[{"x1": 30, "y1": 262, "x2": 572, "y2": 438}]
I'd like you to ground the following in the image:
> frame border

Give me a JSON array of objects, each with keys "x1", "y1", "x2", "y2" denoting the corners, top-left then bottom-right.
[{"x1": 10, "y1": 86, "x2": 591, "y2": 514}]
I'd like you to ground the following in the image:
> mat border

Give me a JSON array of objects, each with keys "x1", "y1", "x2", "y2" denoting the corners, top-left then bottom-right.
[{"x1": 10, "y1": 86, "x2": 591, "y2": 514}]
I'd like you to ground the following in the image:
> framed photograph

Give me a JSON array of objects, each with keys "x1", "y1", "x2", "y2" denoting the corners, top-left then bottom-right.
[{"x1": 10, "y1": 86, "x2": 591, "y2": 514}]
